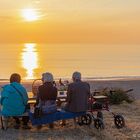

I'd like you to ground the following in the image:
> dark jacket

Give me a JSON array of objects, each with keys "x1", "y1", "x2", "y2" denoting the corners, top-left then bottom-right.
[
  {"x1": 65, "y1": 80, "x2": 90, "y2": 112},
  {"x1": 36, "y1": 82, "x2": 57, "y2": 104}
]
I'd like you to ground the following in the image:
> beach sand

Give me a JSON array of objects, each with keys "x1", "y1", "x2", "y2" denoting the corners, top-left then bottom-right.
[
  {"x1": 0, "y1": 100, "x2": 139, "y2": 140},
  {"x1": 0, "y1": 79, "x2": 140, "y2": 140},
  {"x1": 88, "y1": 79, "x2": 140, "y2": 99},
  {"x1": 0, "y1": 79, "x2": 140, "y2": 99}
]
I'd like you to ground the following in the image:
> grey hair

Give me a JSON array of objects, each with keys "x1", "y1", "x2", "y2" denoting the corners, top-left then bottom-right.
[
  {"x1": 42, "y1": 72, "x2": 54, "y2": 82},
  {"x1": 72, "y1": 71, "x2": 81, "y2": 80}
]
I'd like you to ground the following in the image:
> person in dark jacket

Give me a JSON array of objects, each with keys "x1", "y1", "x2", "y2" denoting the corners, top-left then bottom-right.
[
  {"x1": 65, "y1": 71, "x2": 90, "y2": 112},
  {"x1": 36, "y1": 72, "x2": 57, "y2": 128},
  {"x1": 61, "y1": 72, "x2": 90, "y2": 126}
]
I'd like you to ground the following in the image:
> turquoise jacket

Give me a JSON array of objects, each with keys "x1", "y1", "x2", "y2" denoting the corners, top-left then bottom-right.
[{"x1": 0, "y1": 82, "x2": 28, "y2": 116}]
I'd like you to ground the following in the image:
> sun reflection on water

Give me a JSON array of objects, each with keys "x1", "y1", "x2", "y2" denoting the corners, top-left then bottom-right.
[{"x1": 22, "y1": 43, "x2": 38, "y2": 79}]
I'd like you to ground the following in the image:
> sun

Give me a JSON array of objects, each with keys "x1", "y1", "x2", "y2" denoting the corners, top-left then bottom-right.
[{"x1": 22, "y1": 8, "x2": 39, "y2": 22}]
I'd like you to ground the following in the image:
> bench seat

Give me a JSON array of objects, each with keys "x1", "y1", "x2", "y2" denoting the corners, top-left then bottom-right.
[{"x1": 29, "y1": 110, "x2": 86, "y2": 125}]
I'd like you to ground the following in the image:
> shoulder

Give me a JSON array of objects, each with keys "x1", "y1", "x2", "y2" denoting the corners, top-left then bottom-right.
[
  {"x1": 53, "y1": 86, "x2": 57, "y2": 91},
  {"x1": 38, "y1": 84, "x2": 44, "y2": 90},
  {"x1": 2, "y1": 84, "x2": 10, "y2": 89},
  {"x1": 84, "y1": 81, "x2": 90, "y2": 86},
  {"x1": 2, "y1": 84, "x2": 13, "y2": 92},
  {"x1": 1, "y1": 84, "x2": 12, "y2": 94},
  {"x1": 81, "y1": 81, "x2": 90, "y2": 88},
  {"x1": 79, "y1": 81, "x2": 90, "y2": 88},
  {"x1": 12, "y1": 82, "x2": 27, "y2": 93},
  {"x1": 68, "y1": 83, "x2": 74, "y2": 88}
]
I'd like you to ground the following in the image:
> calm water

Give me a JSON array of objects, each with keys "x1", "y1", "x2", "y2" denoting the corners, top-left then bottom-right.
[{"x1": 0, "y1": 43, "x2": 140, "y2": 79}]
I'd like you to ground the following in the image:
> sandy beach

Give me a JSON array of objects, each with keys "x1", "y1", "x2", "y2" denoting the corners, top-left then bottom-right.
[
  {"x1": 0, "y1": 100, "x2": 139, "y2": 140},
  {"x1": 0, "y1": 79, "x2": 140, "y2": 140},
  {"x1": 1, "y1": 78, "x2": 139, "y2": 98},
  {"x1": 88, "y1": 79, "x2": 140, "y2": 99}
]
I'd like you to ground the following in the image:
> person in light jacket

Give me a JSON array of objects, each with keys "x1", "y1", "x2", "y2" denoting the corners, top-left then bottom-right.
[{"x1": 0, "y1": 73, "x2": 30, "y2": 129}]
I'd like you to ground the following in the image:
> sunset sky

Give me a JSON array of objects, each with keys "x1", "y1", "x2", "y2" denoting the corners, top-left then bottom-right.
[{"x1": 0, "y1": 0, "x2": 140, "y2": 44}]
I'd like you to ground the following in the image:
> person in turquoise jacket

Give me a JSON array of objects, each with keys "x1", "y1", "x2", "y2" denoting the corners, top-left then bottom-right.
[{"x1": 0, "y1": 73, "x2": 30, "y2": 129}]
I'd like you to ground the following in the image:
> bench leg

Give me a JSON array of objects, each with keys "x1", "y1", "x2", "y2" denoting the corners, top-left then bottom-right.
[
  {"x1": 1, "y1": 116, "x2": 8, "y2": 130},
  {"x1": 0, "y1": 116, "x2": 4, "y2": 130},
  {"x1": 73, "y1": 117, "x2": 81, "y2": 128},
  {"x1": 73, "y1": 118, "x2": 77, "y2": 128}
]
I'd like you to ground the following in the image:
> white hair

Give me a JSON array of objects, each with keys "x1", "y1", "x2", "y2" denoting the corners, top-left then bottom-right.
[
  {"x1": 72, "y1": 71, "x2": 81, "y2": 80},
  {"x1": 42, "y1": 72, "x2": 54, "y2": 82}
]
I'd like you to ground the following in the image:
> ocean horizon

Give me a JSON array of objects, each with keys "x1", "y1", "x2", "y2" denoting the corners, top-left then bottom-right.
[
  {"x1": 0, "y1": 43, "x2": 140, "y2": 80},
  {"x1": 0, "y1": 76, "x2": 140, "y2": 82}
]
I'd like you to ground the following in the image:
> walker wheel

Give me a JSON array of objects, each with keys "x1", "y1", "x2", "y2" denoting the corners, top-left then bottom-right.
[
  {"x1": 94, "y1": 118, "x2": 104, "y2": 129},
  {"x1": 80, "y1": 113, "x2": 92, "y2": 125},
  {"x1": 97, "y1": 111, "x2": 103, "y2": 120},
  {"x1": 114, "y1": 114, "x2": 125, "y2": 129}
]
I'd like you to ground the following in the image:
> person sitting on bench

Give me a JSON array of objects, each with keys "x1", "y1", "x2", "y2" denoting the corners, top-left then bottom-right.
[
  {"x1": 62, "y1": 71, "x2": 90, "y2": 125},
  {"x1": 65, "y1": 71, "x2": 90, "y2": 112},
  {"x1": 36, "y1": 72, "x2": 57, "y2": 128},
  {"x1": 0, "y1": 73, "x2": 30, "y2": 129}
]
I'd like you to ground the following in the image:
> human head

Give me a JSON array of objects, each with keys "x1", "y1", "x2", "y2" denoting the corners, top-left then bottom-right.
[
  {"x1": 10, "y1": 73, "x2": 21, "y2": 83},
  {"x1": 42, "y1": 72, "x2": 54, "y2": 83},
  {"x1": 72, "y1": 71, "x2": 81, "y2": 82}
]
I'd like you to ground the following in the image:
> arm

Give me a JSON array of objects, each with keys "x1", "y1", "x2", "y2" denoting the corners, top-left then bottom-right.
[
  {"x1": 53, "y1": 87, "x2": 58, "y2": 100},
  {"x1": 87, "y1": 83, "x2": 91, "y2": 99},
  {"x1": 36, "y1": 91, "x2": 40, "y2": 106},
  {"x1": 24, "y1": 89, "x2": 28, "y2": 105},
  {"x1": 0, "y1": 88, "x2": 8, "y2": 105},
  {"x1": 66, "y1": 84, "x2": 72, "y2": 103},
  {"x1": 35, "y1": 86, "x2": 41, "y2": 106},
  {"x1": 21, "y1": 87, "x2": 28, "y2": 105}
]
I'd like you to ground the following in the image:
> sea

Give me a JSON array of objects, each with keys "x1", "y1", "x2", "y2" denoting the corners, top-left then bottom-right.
[{"x1": 0, "y1": 43, "x2": 140, "y2": 80}]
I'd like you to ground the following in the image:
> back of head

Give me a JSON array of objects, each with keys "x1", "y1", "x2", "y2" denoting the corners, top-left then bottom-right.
[
  {"x1": 10, "y1": 73, "x2": 21, "y2": 83},
  {"x1": 42, "y1": 72, "x2": 54, "y2": 83},
  {"x1": 72, "y1": 71, "x2": 81, "y2": 82}
]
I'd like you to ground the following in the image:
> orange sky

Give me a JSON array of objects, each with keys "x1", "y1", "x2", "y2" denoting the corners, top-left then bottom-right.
[{"x1": 0, "y1": 0, "x2": 140, "y2": 44}]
